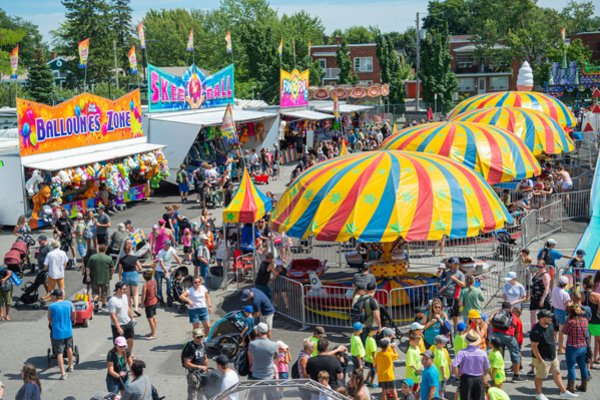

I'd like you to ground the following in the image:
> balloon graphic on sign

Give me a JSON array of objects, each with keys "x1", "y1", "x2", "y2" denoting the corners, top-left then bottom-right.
[
  {"x1": 134, "y1": 106, "x2": 140, "y2": 118},
  {"x1": 75, "y1": 105, "x2": 81, "y2": 117},
  {"x1": 22, "y1": 122, "x2": 30, "y2": 137},
  {"x1": 26, "y1": 110, "x2": 34, "y2": 122},
  {"x1": 130, "y1": 100, "x2": 134, "y2": 111}
]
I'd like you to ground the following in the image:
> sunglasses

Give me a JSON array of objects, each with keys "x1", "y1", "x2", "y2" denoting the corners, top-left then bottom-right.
[
  {"x1": 434, "y1": 306, "x2": 442, "y2": 309},
  {"x1": 194, "y1": 281, "x2": 202, "y2": 284},
  {"x1": 195, "y1": 336, "x2": 203, "y2": 339},
  {"x1": 117, "y1": 345, "x2": 126, "y2": 348}
]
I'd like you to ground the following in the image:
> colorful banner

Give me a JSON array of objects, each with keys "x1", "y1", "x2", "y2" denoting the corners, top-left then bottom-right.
[
  {"x1": 280, "y1": 69, "x2": 310, "y2": 108},
  {"x1": 278, "y1": 37, "x2": 283, "y2": 58},
  {"x1": 17, "y1": 90, "x2": 143, "y2": 157},
  {"x1": 115, "y1": 183, "x2": 150, "y2": 205},
  {"x1": 333, "y1": 92, "x2": 340, "y2": 122},
  {"x1": 309, "y1": 83, "x2": 390, "y2": 100},
  {"x1": 221, "y1": 103, "x2": 238, "y2": 144},
  {"x1": 308, "y1": 40, "x2": 311, "y2": 60},
  {"x1": 148, "y1": 63, "x2": 234, "y2": 113},
  {"x1": 78, "y1": 38, "x2": 89, "y2": 69},
  {"x1": 128, "y1": 46, "x2": 138, "y2": 74},
  {"x1": 137, "y1": 22, "x2": 146, "y2": 49},
  {"x1": 10, "y1": 46, "x2": 18, "y2": 79},
  {"x1": 225, "y1": 31, "x2": 232, "y2": 53},
  {"x1": 561, "y1": 27, "x2": 566, "y2": 42},
  {"x1": 186, "y1": 28, "x2": 194, "y2": 52}
]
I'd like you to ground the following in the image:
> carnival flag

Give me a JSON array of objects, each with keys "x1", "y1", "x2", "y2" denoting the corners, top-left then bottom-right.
[
  {"x1": 137, "y1": 22, "x2": 146, "y2": 49},
  {"x1": 128, "y1": 46, "x2": 138, "y2": 74},
  {"x1": 278, "y1": 37, "x2": 283, "y2": 58},
  {"x1": 186, "y1": 28, "x2": 194, "y2": 52},
  {"x1": 78, "y1": 38, "x2": 89, "y2": 69},
  {"x1": 225, "y1": 31, "x2": 232, "y2": 53},
  {"x1": 10, "y1": 46, "x2": 18, "y2": 79},
  {"x1": 333, "y1": 92, "x2": 340, "y2": 123},
  {"x1": 221, "y1": 102, "x2": 238, "y2": 144},
  {"x1": 561, "y1": 28, "x2": 566, "y2": 42},
  {"x1": 308, "y1": 40, "x2": 311, "y2": 60}
]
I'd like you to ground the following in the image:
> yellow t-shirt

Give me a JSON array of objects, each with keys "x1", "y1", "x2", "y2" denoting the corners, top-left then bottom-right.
[
  {"x1": 428, "y1": 345, "x2": 451, "y2": 380},
  {"x1": 405, "y1": 346, "x2": 422, "y2": 383},
  {"x1": 375, "y1": 350, "x2": 399, "y2": 382},
  {"x1": 433, "y1": 348, "x2": 450, "y2": 381}
]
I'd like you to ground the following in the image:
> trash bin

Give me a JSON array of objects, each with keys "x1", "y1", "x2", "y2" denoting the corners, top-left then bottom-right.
[{"x1": 209, "y1": 266, "x2": 225, "y2": 290}]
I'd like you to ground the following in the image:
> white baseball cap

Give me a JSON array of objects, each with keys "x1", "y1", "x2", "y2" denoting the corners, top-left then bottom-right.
[{"x1": 504, "y1": 271, "x2": 517, "y2": 281}]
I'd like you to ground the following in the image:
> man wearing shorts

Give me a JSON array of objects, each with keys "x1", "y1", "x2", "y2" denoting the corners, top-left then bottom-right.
[
  {"x1": 86, "y1": 244, "x2": 114, "y2": 312},
  {"x1": 240, "y1": 288, "x2": 275, "y2": 339},
  {"x1": 48, "y1": 289, "x2": 75, "y2": 380},
  {"x1": 44, "y1": 240, "x2": 68, "y2": 299},
  {"x1": 177, "y1": 164, "x2": 190, "y2": 203},
  {"x1": 530, "y1": 309, "x2": 578, "y2": 400},
  {"x1": 109, "y1": 281, "x2": 136, "y2": 354},
  {"x1": 95, "y1": 206, "x2": 111, "y2": 246},
  {"x1": 439, "y1": 258, "x2": 465, "y2": 332}
]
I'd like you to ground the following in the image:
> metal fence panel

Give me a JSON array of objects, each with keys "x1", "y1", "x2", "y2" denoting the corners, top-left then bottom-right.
[
  {"x1": 286, "y1": 237, "x2": 352, "y2": 268},
  {"x1": 538, "y1": 200, "x2": 563, "y2": 240},
  {"x1": 407, "y1": 234, "x2": 499, "y2": 267},
  {"x1": 551, "y1": 189, "x2": 591, "y2": 220},
  {"x1": 387, "y1": 283, "x2": 439, "y2": 331},
  {"x1": 268, "y1": 276, "x2": 306, "y2": 328},
  {"x1": 521, "y1": 210, "x2": 539, "y2": 248},
  {"x1": 477, "y1": 257, "x2": 526, "y2": 316},
  {"x1": 301, "y1": 283, "x2": 359, "y2": 329}
]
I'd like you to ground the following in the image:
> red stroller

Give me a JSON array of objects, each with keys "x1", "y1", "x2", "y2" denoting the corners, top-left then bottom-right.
[
  {"x1": 252, "y1": 173, "x2": 269, "y2": 185},
  {"x1": 5, "y1": 239, "x2": 35, "y2": 277}
]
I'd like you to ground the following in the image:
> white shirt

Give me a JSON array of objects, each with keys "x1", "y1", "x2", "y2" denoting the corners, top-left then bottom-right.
[
  {"x1": 502, "y1": 282, "x2": 526, "y2": 309},
  {"x1": 156, "y1": 247, "x2": 177, "y2": 273},
  {"x1": 44, "y1": 248, "x2": 69, "y2": 279},
  {"x1": 186, "y1": 285, "x2": 207, "y2": 309},
  {"x1": 108, "y1": 294, "x2": 131, "y2": 326},
  {"x1": 221, "y1": 369, "x2": 239, "y2": 400}
]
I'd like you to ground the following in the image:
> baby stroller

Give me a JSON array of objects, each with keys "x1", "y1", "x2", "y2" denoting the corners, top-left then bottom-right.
[
  {"x1": 178, "y1": 216, "x2": 192, "y2": 238},
  {"x1": 168, "y1": 266, "x2": 192, "y2": 313},
  {"x1": 14, "y1": 270, "x2": 47, "y2": 309},
  {"x1": 205, "y1": 310, "x2": 245, "y2": 358},
  {"x1": 59, "y1": 235, "x2": 74, "y2": 270},
  {"x1": 5, "y1": 239, "x2": 36, "y2": 277},
  {"x1": 493, "y1": 228, "x2": 517, "y2": 260}
]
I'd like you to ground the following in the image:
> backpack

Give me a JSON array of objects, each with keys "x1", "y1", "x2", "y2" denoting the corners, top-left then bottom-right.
[
  {"x1": 350, "y1": 295, "x2": 373, "y2": 323},
  {"x1": 541, "y1": 248, "x2": 554, "y2": 266},
  {"x1": 181, "y1": 340, "x2": 192, "y2": 368},
  {"x1": 291, "y1": 359, "x2": 300, "y2": 379},
  {"x1": 82, "y1": 223, "x2": 94, "y2": 240},
  {"x1": 176, "y1": 170, "x2": 185, "y2": 184},
  {"x1": 490, "y1": 309, "x2": 516, "y2": 333},
  {"x1": 194, "y1": 168, "x2": 206, "y2": 183},
  {"x1": 234, "y1": 346, "x2": 250, "y2": 376}
]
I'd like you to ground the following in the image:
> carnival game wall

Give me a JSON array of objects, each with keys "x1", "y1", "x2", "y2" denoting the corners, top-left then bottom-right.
[{"x1": 0, "y1": 152, "x2": 27, "y2": 226}]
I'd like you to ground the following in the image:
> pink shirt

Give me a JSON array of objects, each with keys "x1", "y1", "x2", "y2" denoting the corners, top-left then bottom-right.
[
  {"x1": 182, "y1": 234, "x2": 191, "y2": 247},
  {"x1": 551, "y1": 286, "x2": 571, "y2": 311},
  {"x1": 153, "y1": 228, "x2": 167, "y2": 253},
  {"x1": 277, "y1": 353, "x2": 288, "y2": 373}
]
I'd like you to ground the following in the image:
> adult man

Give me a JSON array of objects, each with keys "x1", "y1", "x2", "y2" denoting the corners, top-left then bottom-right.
[
  {"x1": 451, "y1": 330, "x2": 490, "y2": 400},
  {"x1": 183, "y1": 328, "x2": 208, "y2": 400},
  {"x1": 86, "y1": 244, "x2": 114, "y2": 311},
  {"x1": 47, "y1": 289, "x2": 75, "y2": 380},
  {"x1": 214, "y1": 354, "x2": 239, "y2": 400},
  {"x1": 353, "y1": 282, "x2": 382, "y2": 344},
  {"x1": 249, "y1": 322, "x2": 278, "y2": 379},
  {"x1": 96, "y1": 205, "x2": 111, "y2": 246},
  {"x1": 44, "y1": 240, "x2": 69, "y2": 299},
  {"x1": 531, "y1": 309, "x2": 578, "y2": 400},
  {"x1": 177, "y1": 164, "x2": 190, "y2": 203},
  {"x1": 490, "y1": 302, "x2": 525, "y2": 382},
  {"x1": 224, "y1": 183, "x2": 235, "y2": 207},
  {"x1": 255, "y1": 253, "x2": 279, "y2": 300},
  {"x1": 240, "y1": 288, "x2": 275, "y2": 339},
  {"x1": 74, "y1": 213, "x2": 87, "y2": 264},
  {"x1": 250, "y1": 148, "x2": 259, "y2": 173},
  {"x1": 156, "y1": 240, "x2": 182, "y2": 304},
  {"x1": 421, "y1": 350, "x2": 439, "y2": 400},
  {"x1": 109, "y1": 281, "x2": 136, "y2": 354},
  {"x1": 439, "y1": 257, "x2": 465, "y2": 331},
  {"x1": 54, "y1": 208, "x2": 76, "y2": 264},
  {"x1": 352, "y1": 263, "x2": 377, "y2": 293},
  {"x1": 537, "y1": 239, "x2": 574, "y2": 280},
  {"x1": 306, "y1": 339, "x2": 344, "y2": 393},
  {"x1": 37, "y1": 235, "x2": 53, "y2": 301},
  {"x1": 109, "y1": 223, "x2": 130, "y2": 256},
  {"x1": 194, "y1": 164, "x2": 209, "y2": 207},
  {"x1": 309, "y1": 326, "x2": 327, "y2": 357},
  {"x1": 195, "y1": 234, "x2": 211, "y2": 283}
]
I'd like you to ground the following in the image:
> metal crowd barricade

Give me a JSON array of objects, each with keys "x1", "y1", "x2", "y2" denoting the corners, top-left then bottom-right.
[
  {"x1": 286, "y1": 237, "x2": 355, "y2": 268},
  {"x1": 551, "y1": 189, "x2": 591, "y2": 220},
  {"x1": 268, "y1": 275, "x2": 307, "y2": 328},
  {"x1": 234, "y1": 253, "x2": 255, "y2": 290},
  {"x1": 407, "y1": 234, "x2": 498, "y2": 267},
  {"x1": 520, "y1": 209, "x2": 539, "y2": 248},
  {"x1": 537, "y1": 200, "x2": 563, "y2": 240},
  {"x1": 477, "y1": 256, "x2": 526, "y2": 316},
  {"x1": 387, "y1": 283, "x2": 439, "y2": 332},
  {"x1": 553, "y1": 266, "x2": 594, "y2": 293},
  {"x1": 571, "y1": 170, "x2": 591, "y2": 191},
  {"x1": 301, "y1": 282, "x2": 355, "y2": 329}
]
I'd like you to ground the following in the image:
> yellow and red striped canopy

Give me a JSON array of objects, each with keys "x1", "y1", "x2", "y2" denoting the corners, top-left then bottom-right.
[
  {"x1": 380, "y1": 122, "x2": 541, "y2": 184},
  {"x1": 340, "y1": 140, "x2": 348, "y2": 156},
  {"x1": 222, "y1": 166, "x2": 272, "y2": 223}
]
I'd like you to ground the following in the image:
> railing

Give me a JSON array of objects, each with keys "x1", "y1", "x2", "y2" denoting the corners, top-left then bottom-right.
[
  {"x1": 302, "y1": 282, "x2": 356, "y2": 329},
  {"x1": 268, "y1": 275, "x2": 306, "y2": 328},
  {"x1": 477, "y1": 256, "x2": 526, "y2": 316},
  {"x1": 521, "y1": 209, "x2": 539, "y2": 248},
  {"x1": 387, "y1": 283, "x2": 439, "y2": 331},
  {"x1": 537, "y1": 200, "x2": 563, "y2": 240},
  {"x1": 407, "y1": 234, "x2": 498, "y2": 267},
  {"x1": 286, "y1": 236, "x2": 353, "y2": 268},
  {"x1": 322, "y1": 68, "x2": 340, "y2": 80},
  {"x1": 552, "y1": 189, "x2": 591, "y2": 220}
]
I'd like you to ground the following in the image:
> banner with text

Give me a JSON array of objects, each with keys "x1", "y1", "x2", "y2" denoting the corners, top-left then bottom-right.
[
  {"x1": 17, "y1": 90, "x2": 143, "y2": 157},
  {"x1": 148, "y1": 63, "x2": 234, "y2": 113},
  {"x1": 280, "y1": 68, "x2": 310, "y2": 108}
]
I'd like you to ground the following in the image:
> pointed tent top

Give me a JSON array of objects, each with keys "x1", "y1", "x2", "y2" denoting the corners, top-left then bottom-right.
[
  {"x1": 592, "y1": 104, "x2": 600, "y2": 114},
  {"x1": 548, "y1": 69, "x2": 555, "y2": 86},
  {"x1": 560, "y1": 47, "x2": 568, "y2": 70},
  {"x1": 584, "y1": 122, "x2": 595, "y2": 132},
  {"x1": 593, "y1": 88, "x2": 600, "y2": 98},
  {"x1": 222, "y1": 166, "x2": 273, "y2": 224},
  {"x1": 574, "y1": 69, "x2": 579, "y2": 85}
]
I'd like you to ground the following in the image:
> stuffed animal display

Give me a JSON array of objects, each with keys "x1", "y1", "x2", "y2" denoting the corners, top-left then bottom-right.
[{"x1": 32, "y1": 185, "x2": 51, "y2": 219}]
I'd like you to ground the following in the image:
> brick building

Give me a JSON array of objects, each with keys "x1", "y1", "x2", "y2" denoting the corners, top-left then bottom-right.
[
  {"x1": 310, "y1": 38, "x2": 381, "y2": 85},
  {"x1": 570, "y1": 30, "x2": 600, "y2": 62}
]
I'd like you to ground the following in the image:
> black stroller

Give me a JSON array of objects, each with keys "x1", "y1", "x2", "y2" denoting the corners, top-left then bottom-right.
[
  {"x1": 59, "y1": 235, "x2": 74, "y2": 270},
  {"x1": 178, "y1": 216, "x2": 192, "y2": 238},
  {"x1": 494, "y1": 228, "x2": 517, "y2": 260},
  {"x1": 167, "y1": 266, "x2": 192, "y2": 313},
  {"x1": 14, "y1": 270, "x2": 47, "y2": 309}
]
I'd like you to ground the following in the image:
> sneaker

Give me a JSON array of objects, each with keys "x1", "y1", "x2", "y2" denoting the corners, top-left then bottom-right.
[
  {"x1": 527, "y1": 370, "x2": 536, "y2": 377},
  {"x1": 66, "y1": 366, "x2": 73, "y2": 372},
  {"x1": 560, "y1": 391, "x2": 578, "y2": 398},
  {"x1": 102, "y1": 303, "x2": 108, "y2": 309},
  {"x1": 512, "y1": 375, "x2": 526, "y2": 382},
  {"x1": 535, "y1": 394, "x2": 549, "y2": 400},
  {"x1": 60, "y1": 373, "x2": 67, "y2": 380}
]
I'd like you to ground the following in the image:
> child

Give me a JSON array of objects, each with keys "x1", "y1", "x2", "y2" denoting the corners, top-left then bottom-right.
[
  {"x1": 485, "y1": 382, "x2": 510, "y2": 400},
  {"x1": 405, "y1": 334, "x2": 423, "y2": 394},
  {"x1": 182, "y1": 228, "x2": 192, "y2": 263},
  {"x1": 351, "y1": 322, "x2": 366, "y2": 371},
  {"x1": 432, "y1": 335, "x2": 449, "y2": 399},
  {"x1": 318, "y1": 371, "x2": 332, "y2": 400},
  {"x1": 488, "y1": 336, "x2": 506, "y2": 389},
  {"x1": 454, "y1": 322, "x2": 467, "y2": 354},
  {"x1": 408, "y1": 322, "x2": 427, "y2": 353},
  {"x1": 241, "y1": 306, "x2": 254, "y2": 337},
  {"x1": 364, "y1": 324, "x2": 378, "y2": 387},
  {"x1": 276, "y1": 341, "x2": 291, "y2": 399},
  {"x1": 215, "y1": 230, "x2": 227, "y2": 267},
  {"x1": 399, "y1": 379, "x2": 416, "y2": 400},
  {"x1": 513, "y1": 307, "x2": 524, "y2": 365},
  {"x1": 376, "y1": 338, "x2": 400, "y2": 400}
]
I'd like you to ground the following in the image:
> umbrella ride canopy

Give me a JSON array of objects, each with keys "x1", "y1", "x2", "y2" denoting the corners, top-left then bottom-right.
[
  {"x1": 450, "y1": 107, "x2": 574, "y2": 156},
  {"x1": 379, "y1": 121, "x2": 541, "y2": 184},
  {"x1": 448, "y1": 91, "x2": 577, "y2": 129},
  {"x1": 222, "y1": 166, "x2": 272, "y2": 224},
  {"x1": 340, "y1": 140, "x2": 349, "y2": 156},
  {"x1": 271, "y1": 150, "x2": 513, "y2": 242}
]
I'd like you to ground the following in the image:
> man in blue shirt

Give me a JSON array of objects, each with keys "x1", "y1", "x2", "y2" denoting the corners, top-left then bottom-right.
[
  {"x1": 240, "y1": 288, "x2": 275, "y2": 339},
  {"x1": 420, "y1": 350, "x2": 439, "y2": 400},
  {"x1": 47, "y1": 289, "x2": 75, "y2": 380},
  {"x1": 537, "y1": 239, "x2": 575, "y2": 281}
]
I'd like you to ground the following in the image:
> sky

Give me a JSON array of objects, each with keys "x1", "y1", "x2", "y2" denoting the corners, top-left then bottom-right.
[{"x1": 2, "y1": 0, "x2": 580, "y2": 45}]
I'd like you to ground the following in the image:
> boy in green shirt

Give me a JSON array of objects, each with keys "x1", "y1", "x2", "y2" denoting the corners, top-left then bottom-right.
[
  {"x1": 433, "y1": 335, "x2": 450, "y2": 399},
  {"x1": 454, "y1": 322, "x2": 467, "y2": 354},
  {"x1": 488, "y1": 336, "x2": 506, "y2": 389},
  {"x1": 351, "y1": 322, "x2": 366, "y2": 371},
  {"x1": 405, "y1": 334, "x2": 423, "y2": 392},
  {"x1": 365, "y1": 324, "x2": 379, "y2": 387}
]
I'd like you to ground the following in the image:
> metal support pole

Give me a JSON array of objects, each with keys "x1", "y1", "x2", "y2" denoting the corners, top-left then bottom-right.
[
  {"x1": 416, "y1": 12, "x2": 421, "y2": 111},
  {"x1": 113, "y1": 40, "x2": 120, "y2": 89}
]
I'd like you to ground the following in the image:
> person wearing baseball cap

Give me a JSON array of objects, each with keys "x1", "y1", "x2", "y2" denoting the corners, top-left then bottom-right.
[
  {"x1": 249, "y1": 322, "x2": 279, "y2": 386},
  {"x1": 439, "y1": 257, "x2": 466, "y2": 333},
  {"x1": 503, "y1": 271, "x2": 526, "y2": 311},
  {"x1": 36, "y1": 234, "x2": 52, "y2": 279},
  {"x1": 351, "y1": 323, "x2": 366, "y2": 370},
  {"x1": 399, "y1": 378, "x2": 416, "y2": 400},
  {"x1": 537, "y1": 238, "x2": 575, "y2": 277},
  {"x1": 309, "y1": 326, "x2": 327, "y2": 356},
  {"x1": 214, "y1": 354, "x2": 239, "y2": 396},
  {"x1": 375, "y1": 336, "x2": 400, "y2": 400},
  {"x1": 490, "y1": 302, "x2": 524, "y2": 382},
  {"x1": 123, "y1": 220, "x2": 133, "y2": 233},
  {"x1": 568, "y1": 250, "x2": 587, "y2": 288},
  {"x1": 240, "y1": 288, "x2": 275, "y2": 339},
  {"x1": 553, "y1": 275, "x2": 573, "y2": 355},
  {"x1": 95, "y1": 205, "x2": 111, "y2": 246},
  {"x1": 195, "y1": 233, "x2": 211, "y2": 283},
  {"x1": 420, "y1": 350, "x2": 439, "y2": 400},
  {"x1": 451, "y1": 330, "x2": 490, "y2": 400},
  {"x1": 241, "y1": 306, "x2": 255, "y2": 338},
  {"x1": 182, "y1": 328, "x2": 208, "y2": 399},
  {"x1": 48, "y1": 288, "x2": 75, "y2": 380}
]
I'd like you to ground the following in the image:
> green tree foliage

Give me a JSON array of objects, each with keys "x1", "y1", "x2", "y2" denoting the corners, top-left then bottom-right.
[
  {"x1": 239, "y1": 24, "x2": 279, "y2": 103},
  {"x1": 375, "y1": 32, "x2": 405, "y2": 104},
  {"x1": 27, "y1": 48, "x2": 55, "y2": 104},
  {"x1": 0, "y1": 8, "x2": 45, "y2": 71},
  {"x1": 328, "y1": 25, "x2": 378, "y2": 44},
  {"x1": 422, "y1": 0, "x2": 472, "y2": 35},
  {"x1": 386, "y1": 28, "x2": 417, "y2": 65},
  {"x1": 0, "y1": 82, "x2": 32, "y2": 107},
  {"x1": 110, "y1": 0, "x2": 134, "y2": 76},
  {"x1": 418, "y1": 27, "x2": 457, "y2": 113},
  {"x1": 93, "y1": 81, "x2": 127, "y2": 99},
  {"x1": 336, "y1": 39, "x2": 358, "y2": 84},
  {"x1": 561, "y1": 1, "x2": 600, "y2": 35}
]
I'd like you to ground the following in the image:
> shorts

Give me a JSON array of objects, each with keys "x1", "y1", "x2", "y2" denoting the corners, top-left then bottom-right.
[
  {"x1": 179, "y1": 183, "x2": 189, "y2": 193},
  {"x1": 97, "y1": 233, "x2": 109, "y2": 246},
  {"x1": 532, "y1": 357, "x2": 560, "y2": 379},
  {"x1": 52, "y1": 336, "x2": 73, "y2": 355},
  {"x1": 279, "y1": 372, "x2": 289, "y2": 379},
  {"x1": 92, "y1": 283, "x2": 110, "y2": 298},
  {"x1": 589, "y1": 324, "x2": 600, "y2": 336},
  {"x1": 76, "y1": 243, "x2": 87, "y2": 258},
  {"x1": 145, "y1": 304, "x2": 157, "y2": 319},
  {"x1": 111, "y1": 321, "x2": 135, "y2": 341},
  {"x1": 444, "y1": 296, "x2": 460, "y2": 318},
  {"x1": 379, "y1": 381, "x2": 396, "y2": 389},
  {"x1": 189, "y1": 307, "x2": 209, "y2": 324},
  {"x1": 555, "y1": 309, "x2": 567, "y2": 325},
  {"x1": 184, "y1": 246, "x2": 192, "y2": 254},
  {"x1": 48, "y1": 277, "x2": 65, "y2": 292},
  {"x1": 562, "y1": 181, "x2": 573, "y2": 190},
  {"x1": 261, "y1": 313, "x2": 274, "y2": 331},
  {"x1": 121, "y1": 271, "x2": 140, "y2": 287},
  {"x1": 0, "y1": 287, "x2": 13, "y2": 307},
  {"x1": 529, "y1": 298, "x2": 550, "y2": 311},
  {"x1": 107, "y1": 376, "x2": 129, "y2": 394}
]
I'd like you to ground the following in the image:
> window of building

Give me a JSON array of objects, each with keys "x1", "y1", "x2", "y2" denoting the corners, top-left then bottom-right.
[
  {"x1": 319, "y1": 59, "x2": 327, "y2": 70},
  {"x1": 358, "y1": 80, "x2": 373, "y2": 84},
  {"x1": 490, "y1": 76, "x2": 509, "y2": 91},
  {"x1": 456, "y1": 54, "x2": 474, "y2": 67},
  {"x1": 457, "y1": 77, "x2": 475, "y2": 92},
  {"x1": 354, "y1": 57, "x2": 373, "y2": 72}
]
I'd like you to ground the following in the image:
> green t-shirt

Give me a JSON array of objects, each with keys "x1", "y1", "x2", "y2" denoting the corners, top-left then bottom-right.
[
  {"x1": 75, "y1": 221, "x2": 87, "y2": 245},
  {"x1": 405, "y1": 346, "x2": 422, "y2": 383},
  {"x1": 454, "y1": 334, "x2": 467, "y2": 354},
  {"x1": 351, "y1": 334, "x2": 366, "y2": 358},
  {"x1": 87, "y1": 253, "x2": 114, "y2": 285},
  {"x1": 489, "y1": 350, "x2": 506, "y2": 385},
  {"x1": 433, "y1": 348, "x2": 449, "y2": 381},
  {"x1": 488, "y1": 387, "x2": 510, "y2": 400},
  {"x1": 459, "y1": 287, "x2": 485, "y2": 318},
  {"x1": 310, "y1": 336, "x2": 319, "y2": 357},
  {"x1": 365, "y1": 336, "x2": 378, "y2": 364}
]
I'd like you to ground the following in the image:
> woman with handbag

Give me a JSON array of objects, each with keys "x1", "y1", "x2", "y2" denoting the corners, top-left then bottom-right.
[
  {"x1": 0, "y1": 266, "x2": 13, "y2": 321},
  {"x1": 106, "y1": 336, "x2": 133, "y2": 395}
]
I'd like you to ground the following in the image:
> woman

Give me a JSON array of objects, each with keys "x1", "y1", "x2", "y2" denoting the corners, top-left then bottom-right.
[
  {"x1": 297, "y1": 338, "x2": 315, "y2": 400},
  {"x1": 0, "y1": 266, "x2": 13, "y2": 321},
  {"x1": 162, "y1": 206, "x2": 175, "y2": 243},
  {"x1": 86, "y1": 210, "x2": 98, "y2": 250},
  {"x1": 502, "y1": 271, "x2": 527, "y2": 310},
  {"x1": 556, "y1": 165, "x2": 573, "y2": 193},
  {"x1": 348, "y1": 368, "x2": 371, "y2": 400},
  {"x1": 15, "y1": 364, "x2": 41, "y2": 400},
  {"x1": 459, "y1": 274, "x2": 485, "y2": 320},
  {"x1": 121, "y1": 360, "x2": 152, "y2": 400},
  {"x1": 119, "y1": 238, "x2": 143, "y2": 316},
  {"x1": 582, "y1": 275, "x2": 600, "y2": 364},
  {"x1": 171, "y1": 204, "x2": 183, "y2": 242},
  {"x1": 528, "y1": 261, "x2": 551, "y2": 334},
  {"x1": 180, "y1": 275, "x2": 211, "y2": 337},
  {"x1": 422, "y1": 298, "x2": 448, "y2": 348},
  {"x1": 200, "y1": 208, "x2": 213, "y2": 228},
  {"x1": 106, "y1": 336, "x2": 133, "y2": 395},
  {"x1": 152, "y1": 220, "x2": 174, "y2": 256},
  {"x1": 140, "y1": 270, "x2": 158, "y2": 340},
  {"x1": 563, "y1": 304, "x2": 589, "y2": 392},
  {"x1": 465, "y1": 310, "x2": 489, "y2": 350},
  {"x1": 13, "y1": 215, "x2": 31, "y2": 242},
  {"x1": 593, "y1": 270, "x2": 600, "y2": 295}
]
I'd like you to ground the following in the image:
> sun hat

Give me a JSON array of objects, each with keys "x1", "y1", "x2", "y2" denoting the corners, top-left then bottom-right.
[
  {"x1": 114, "y1": 336, "x2": 127, "y2": 347},
  {"x1": 467, "y1": 309, "x2": 481, "y2": 319},
  {"x1": 504, "y1": 271, "x2": 517, "y2": 281},
  {"x1": 276, "y1": 340, "x2": 288, "y2": 349},
  {"x1": 465, "y1": 330, "x2": 482, "y2": 346}
]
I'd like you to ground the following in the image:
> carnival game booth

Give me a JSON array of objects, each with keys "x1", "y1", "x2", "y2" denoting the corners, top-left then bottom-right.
[
  {"x1": 0, "y1": 90, "x2": 168, "y2": 228},
  {"x1": 144, "y1": 63, "x2": 278, "y2": 184}
]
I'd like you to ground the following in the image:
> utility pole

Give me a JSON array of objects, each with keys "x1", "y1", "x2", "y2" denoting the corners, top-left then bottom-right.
[
  {"x1": 416, "y1": 12, "x2": 421, "y2": 111},
  {"x1": 113, "y1": 39, "x2": 120, "y2": 89}
]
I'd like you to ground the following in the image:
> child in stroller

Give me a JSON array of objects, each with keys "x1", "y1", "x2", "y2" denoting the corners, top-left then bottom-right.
[
  {"x1": 4, "y1": 238, "x2": 36, "y2": 278},
  {"x1": 494, "y1": 228, "x2": 517, "y2": 260},
  {"x1": 14, "y1": 270, "x2": 47, "y2": 309},
  {"x1": 168, "y1": 266, "x2": 193, "y2": 313}
]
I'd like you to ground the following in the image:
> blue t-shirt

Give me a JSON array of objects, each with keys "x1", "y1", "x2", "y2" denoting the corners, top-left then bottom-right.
[
  {"x1": 251, "y1": 288, "x2": 275, "y2": 316},
  {"x1": 15, "y1": 382, "x2": 41, "y2": 400},
  {"x1": 240, "y1": 226, "x2": 261, "y2": 251},
  {"x1": 537, "y1": 248, "x2": 563, "y2": 266},
  {"x1": 420, "y1": 365, "x2": 440, "y2": 400},
  {"x1": 244, "y1": 315, "x2": 255, "y2": 335},
  {"x1": 573, "y1": 131, "x2": 583, "y2": 140},
  {"x1": 48, "y1": 300, "x2": 74, "y2": 340}
]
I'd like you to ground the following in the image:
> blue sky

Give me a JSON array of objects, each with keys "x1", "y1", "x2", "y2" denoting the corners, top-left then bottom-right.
[{"x1": 3, "y1": 0, "x2": 579, "y2": 44}]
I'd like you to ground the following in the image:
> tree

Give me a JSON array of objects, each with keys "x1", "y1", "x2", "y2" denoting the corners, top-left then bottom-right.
[
  {"x1": 27, "y1": 48, "x2": 54, "y2": 104},
  {"x1": 239, "y1": 24, "x2": 279, "y2": 103},
  {"x1": 110, "y1": 0, "x2": 134, "y2": 76},
  {"x1": 376, "y1": 32, "x2": 405, "y2": 104},
  {"x1": 387, "y1": 27, "x2": 417, "y2": 65},
  {"x1": 336, "y1": 39, "x2": 358, "y2": 84},
  {"x1": 561, "y1": 1, "x2": 599, "y2": 35},
  {"x1": 419, "y1": 27, "x2": 457, "y2": 113},
  {"x1": 308, "y1": 59, "x2": 325, "y2": 86},
  {"x1": 422, "y1": 0, "x2": 472, "y2": 35},
  {"x1": 0, "y1": 8, "x2": 45, "y2": 69},
  {"x1": 0, "y1": 26, "x2": 24, "y2": 77}
]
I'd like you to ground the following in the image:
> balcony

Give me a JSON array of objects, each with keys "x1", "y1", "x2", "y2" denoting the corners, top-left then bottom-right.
[
  {"x1": 454, "y1": 64, "x2": 512, "y2": 74},
  {"x1": 323, "y1": 67, "x2": 340, "y2": 80}
]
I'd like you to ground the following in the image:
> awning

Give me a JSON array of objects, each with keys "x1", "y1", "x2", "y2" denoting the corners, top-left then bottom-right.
[
  {"x1": 280, "y1": 109, "x2": 333, "y2": 120},
  {"x1": 316, "y1": 104, "x2": 374, "y2": 113},
  {"x1": 21, "y1": 137, "x2": 166, "y2": 171},
  {"x1": 150, "y1": 108, "x2": 276, "y2": 126}
]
